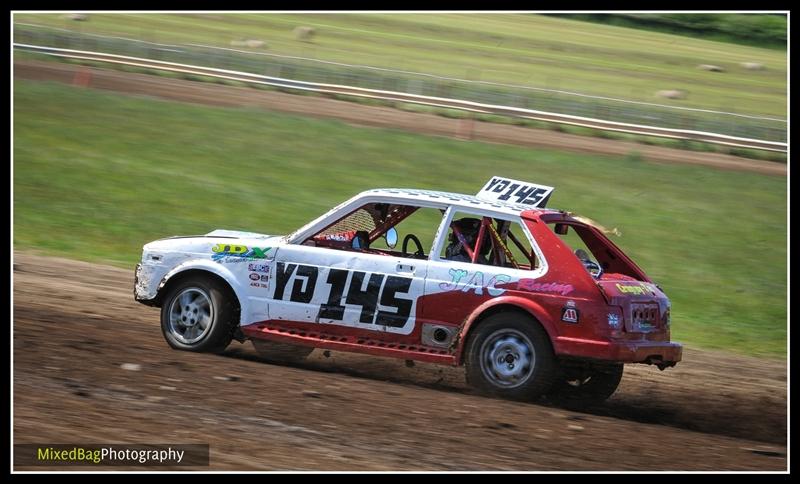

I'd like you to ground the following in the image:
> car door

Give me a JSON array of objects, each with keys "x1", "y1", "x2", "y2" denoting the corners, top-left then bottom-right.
[
  {"x1": 420, "y1": 208, "x2": 544, "y2": 327},
  {"x1": 267, "y1": 243, "x2": 427, "y2": 336}
]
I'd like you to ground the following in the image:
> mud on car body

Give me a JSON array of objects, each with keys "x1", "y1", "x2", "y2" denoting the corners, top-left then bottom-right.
[{"x1": 135, "y1": 176, "x2": 682, "y2": 404}]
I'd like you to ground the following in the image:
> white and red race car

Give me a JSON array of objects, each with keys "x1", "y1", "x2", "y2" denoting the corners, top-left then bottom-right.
[{"x1": 135, "y1": 177, "x2": 680, "y2": 403}]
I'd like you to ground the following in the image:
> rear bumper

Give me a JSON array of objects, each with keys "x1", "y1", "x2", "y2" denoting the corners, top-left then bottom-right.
[{"x1": 554, "y1": 336, "x2": 682, "y2": 367}]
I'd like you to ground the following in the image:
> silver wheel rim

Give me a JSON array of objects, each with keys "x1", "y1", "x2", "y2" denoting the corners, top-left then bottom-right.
[
  {"x1": 479, "y1": 328, "x2": 535, "y2": 389},
  {"x1": 167, "y1": 288, "x2": 214, "y2": 345}
]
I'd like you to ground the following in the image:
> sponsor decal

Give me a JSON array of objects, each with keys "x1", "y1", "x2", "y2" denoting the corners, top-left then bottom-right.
[
  {"x1": 211, "y1": 244, "x2": 272, "y2": 263},
  {"x1": 248, "y1": 263, "x2": 270, "y2": 273},
  {"x1": 439, "y1": 268, "x2": 512, "y2": 297},
  {"x1": 260, "y1": 274, "x2": 269, "y2": 282},
  {"x1": 516, "y1": 279, "x2": 574, "y2": 296},
  {"x1": 607, "y1": 313, "x2": 621, "y2": 328},
  {"x1": 561, "y1": 300, "x2": 579, "y2": 323},
  {"x1": 250, "y1": 281, "x2": 268, "y2": 289},
  {"x1": 273, "y1": 263, "x2": 413, "y2": 328},
  {"x1": 476, "y1": 176, "x2": 554, "y2": 207},
  {"x1": 249, "y1": 273, "x2": 260, "y2": 281},
  {"x1": 615, "y1": 282, "x2": 656, "y2": 296},
  {"x1": 318, "y1": 232, "x2": 354, "y2": 242}
]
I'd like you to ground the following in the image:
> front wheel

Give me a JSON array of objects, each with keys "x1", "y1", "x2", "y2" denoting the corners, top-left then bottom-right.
[
  {"x1": 160, "y1": 276, "x2": 237, "y2": 353},
  {"x1": 464, "y1": 313, "x2": 556, "y2": 401},
  {"x1": 548, "y1": 363, "x2": 624, "y2": 407}
]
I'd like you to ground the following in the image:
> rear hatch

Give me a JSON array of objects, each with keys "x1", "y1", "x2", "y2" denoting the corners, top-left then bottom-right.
[{"x1": 597, "y1": 280, "x2": 670, "y2": 334}]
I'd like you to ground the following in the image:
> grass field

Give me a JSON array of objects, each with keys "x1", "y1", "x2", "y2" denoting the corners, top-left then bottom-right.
[
  {"x1": 13, "y1": 13, "x2": 787, "y2": 117},
  {"x1": 13, "y1": 80, "x2": 787, "y2": 357}
]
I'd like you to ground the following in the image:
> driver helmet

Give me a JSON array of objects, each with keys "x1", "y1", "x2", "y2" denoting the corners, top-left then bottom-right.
[
  {"x1": 575, "y1": 248, "x2": 591, "y2": 262},
  {"x1": 445, "y1": 218, "x2": 491, "y2": 261}
]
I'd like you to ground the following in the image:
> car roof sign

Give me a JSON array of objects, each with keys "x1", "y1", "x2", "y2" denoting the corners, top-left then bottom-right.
[{"x1": 476, "y1": 176, "x2": 555, "y2": 207}]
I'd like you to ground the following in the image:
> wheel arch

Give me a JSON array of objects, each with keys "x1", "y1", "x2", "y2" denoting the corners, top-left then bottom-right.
[
  {"x1": 153, "y1": 261, "x2": 245, "y2": 322},
  {"x1": 454, "y1": 296, "x2": 557, "y2": 366}
]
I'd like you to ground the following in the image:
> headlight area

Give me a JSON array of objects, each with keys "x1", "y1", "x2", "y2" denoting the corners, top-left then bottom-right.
[{"x1": 142, "y1": 250, "x2": 164, "y2": 264}]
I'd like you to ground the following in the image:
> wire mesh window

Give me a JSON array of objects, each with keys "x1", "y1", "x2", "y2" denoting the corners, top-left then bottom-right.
[{"x1": 315, "y1": 207, "x2": 379, "y2": 240}]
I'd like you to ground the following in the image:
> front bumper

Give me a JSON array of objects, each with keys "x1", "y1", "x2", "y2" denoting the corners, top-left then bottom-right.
[
  {"x1": 134, "y1": 263, "x2": 158, "y2": 306},
  {"x1": 554, "y1": 336, "x2": 682, "y2": 367}
]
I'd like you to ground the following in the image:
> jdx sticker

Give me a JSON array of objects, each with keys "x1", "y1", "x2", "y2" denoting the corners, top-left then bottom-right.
[
  {"x1": 211, "y1": 244, "x2": 272, "y2": 263},
  {"x1": 271, "y1": 262, "x2": 416, "y2": 334}
]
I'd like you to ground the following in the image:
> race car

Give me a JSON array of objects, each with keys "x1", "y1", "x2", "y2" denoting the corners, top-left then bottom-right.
[{"x1": 134, "y1": 176, "x2": 681, "y2": 404}]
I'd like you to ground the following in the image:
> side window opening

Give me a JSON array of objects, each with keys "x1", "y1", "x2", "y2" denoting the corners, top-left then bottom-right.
[
  {"x1": 312, "y1": 204, "x2": 411, "y2": 244},
  {"x1": 370, "y1": 207, "x2": 445, "y2": 254},
  {"x1": 441, "y1": 212, "x2": 538, "y2": 270},
  {"x1": 304, "y1": 202, "x2": 444, "y2": 260}
]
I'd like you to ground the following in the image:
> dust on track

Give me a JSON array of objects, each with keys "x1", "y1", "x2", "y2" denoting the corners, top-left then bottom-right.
[
  {"x1": 12, "y1": 252, "x2": 787, "y2": 470},
  {"x1": 13, "y1": 60, "x2": 786, "y2": 177}
]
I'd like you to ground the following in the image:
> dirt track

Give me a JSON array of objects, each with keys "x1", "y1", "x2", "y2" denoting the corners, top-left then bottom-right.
[
  {"x1": 13, "y1": 60, "x2": 786, "y2": 177},
  {"x1": 12, "y1": 251, "x2": 787, "y2": 471}
]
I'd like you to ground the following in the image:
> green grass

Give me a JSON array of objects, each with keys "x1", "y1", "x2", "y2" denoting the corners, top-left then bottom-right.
[
  {"x1": 13, "y1": 13, "x2": 787, "y2": 117},
  {"x1": 13, "y1": 80, "x2": 787, "y2": 358}
]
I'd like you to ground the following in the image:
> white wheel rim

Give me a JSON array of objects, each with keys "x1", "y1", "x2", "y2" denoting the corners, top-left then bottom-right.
[
  {"x1": 479, "y1": 328, "x2": 535, "y2": 389},
  {"x1": 167, "y1": 288, "x2": 215, "y2": 345}
]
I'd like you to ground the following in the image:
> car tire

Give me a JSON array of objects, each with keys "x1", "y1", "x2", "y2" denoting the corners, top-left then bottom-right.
[
  {"x1": 251, "y1": 339, "x2": 314, "y2": 364},
  {"x1": 464, "y1": 312, "x2": 556, "y2": 401},
  {"x1": 160, "y1": 276, "x2": 236, "y2": 353},
  {"x1": 548, "y1": 363, "x2": 624, "y2": 407}
]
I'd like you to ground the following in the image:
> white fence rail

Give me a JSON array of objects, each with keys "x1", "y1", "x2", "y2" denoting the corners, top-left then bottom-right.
[{"x1": 13, "y1": 43, "x2": 788, "y2": 153}]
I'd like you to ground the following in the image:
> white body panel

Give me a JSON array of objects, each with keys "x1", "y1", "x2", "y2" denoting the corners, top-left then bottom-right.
[{"x1": 268, "y1": 245, "x2": 426, "y2": 335}]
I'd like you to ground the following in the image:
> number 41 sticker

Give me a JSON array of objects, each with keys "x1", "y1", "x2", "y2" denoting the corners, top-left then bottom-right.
[{"x1": 561, "y1": 301, "x2": 579, "y2": 323}]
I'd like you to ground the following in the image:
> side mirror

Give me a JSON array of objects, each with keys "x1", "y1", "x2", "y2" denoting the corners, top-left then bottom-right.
[
  {"x1": 384, "y1": 227, "x2": 398, "y2": 249},
  {"x1": 554, "y1": 223, "x2": 569, "y2": 235},
  {"x1": 351, "y1": 236, "x2": 362, "y2": 249}
]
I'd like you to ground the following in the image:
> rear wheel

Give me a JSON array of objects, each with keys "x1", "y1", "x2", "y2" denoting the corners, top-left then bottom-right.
[
  {"x1": 464, "y1": 312, "x2": 556, "y2": 401},
  {"x1": 160, "y1": 276, "x2": 236, "y2": 353},
  {"x1": 251, "y1": 339, "x2": 314, "y2": 364},
  {"x1": 548, "y1": 363, "x2": 624, "y2": 406}
]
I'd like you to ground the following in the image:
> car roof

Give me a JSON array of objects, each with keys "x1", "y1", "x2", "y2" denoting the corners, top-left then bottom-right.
[{"x1": 362, "y1": 188, "x2": 558, "y2": 217}]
